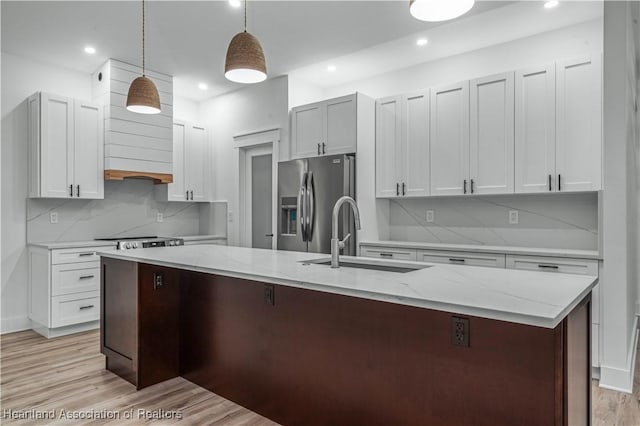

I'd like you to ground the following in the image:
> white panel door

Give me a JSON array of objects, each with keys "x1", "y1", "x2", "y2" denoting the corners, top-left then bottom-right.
[
  {"x1": 403, "y1": 91, "x2": 430, "y2": 197},
  {"x1": 556, "y1": 55, "x2": 602, "y2": 191},
  {"x1": 73, "y1": 100, "x2": 104, "y2": 199},
  {"x1": 41, "y1": 93, "x2": 73, "y2": 198},
  {"x1": 515, "y1": 64, "x2": 556, "y2": 193},
  {"x1": 470, "y1": 72, "x2": 514, "y2": 195},
  {"x1": 325, "y1": 94, "x2": 357, "y2": 155},
  {"x1": 430, "y1": 82, "x2": 470, "y2": 196},
  {"x1": 291, "y1": 102, "x2": 323, "y2": 159},
  {"x1": 187, "y1": 124, "x2": 208, "y2": 202},
  {"x1": 375, "y1": 96, "x2": 401, "y2": 198},
  {"x1": 168, "y1": 122, "x2": 187, "y2": 201}
]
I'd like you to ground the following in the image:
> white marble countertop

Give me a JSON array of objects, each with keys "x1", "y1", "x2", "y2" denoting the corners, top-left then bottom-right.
[
  {"x1": 99, "y1": 245, "x2": 597, "y2": 329},
  {"x1": 360, "y1": 240, "x2": 601, "y2": 260},
  {"x1": 29, "y1": 240, "x2": 117, "y2": 249}
]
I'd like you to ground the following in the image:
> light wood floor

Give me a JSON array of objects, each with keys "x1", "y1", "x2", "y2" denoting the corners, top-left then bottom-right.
[{"x1": 1, "y1": 330, "x2": 638, "y2": 425}]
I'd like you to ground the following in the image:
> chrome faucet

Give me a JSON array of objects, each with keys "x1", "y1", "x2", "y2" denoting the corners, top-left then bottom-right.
[{"x1": 331, "y1": 196, "x2": 362, "y2": 268}]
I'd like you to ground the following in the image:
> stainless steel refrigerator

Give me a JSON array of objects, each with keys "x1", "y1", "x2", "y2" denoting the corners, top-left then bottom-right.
[{"x1": 278, "y1": 154, "x2": 356, "y2": 255}]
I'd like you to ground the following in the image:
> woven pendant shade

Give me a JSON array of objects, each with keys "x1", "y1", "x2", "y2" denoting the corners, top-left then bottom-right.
[
  {"x1": 126, "y1": 76, "x2": 161, "y2": 114},
  {"x1": 225, "y1": 31, "x2": 267, "y2": 84}
]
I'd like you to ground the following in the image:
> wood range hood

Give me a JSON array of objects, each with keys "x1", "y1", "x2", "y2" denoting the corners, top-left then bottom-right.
[
  {"x1": 93, "y1": 59, "x2": 174, "y2": 186},
  {"x1": 104, "y1": 170, "x2": 173, "y2": 184}
]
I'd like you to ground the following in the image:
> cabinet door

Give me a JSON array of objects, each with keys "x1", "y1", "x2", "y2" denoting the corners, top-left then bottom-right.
[
  {"x1": 556, "y1": 55, "x2": 602, "y2": 191},
  {"x1": 430, "y1": 82, "x2": 469, "y2": 196},
  {"x1": 403, "y1": 91, "x2": 430, "y2": 197},
  {"x1": 375, "y1": 96, "x2": 401, "y2": 198},
  {"x1": 73, "y1": 101, "x2": 104, "y2": 199},
  {"x1": 470, "y1": 72, "x2": 514, "y2": 195},
  {"x1": 186, "y1": 124, "x2": 208, "y2": 202},
  {"x1": 291, "y1": 102, "x2": 324, "y2": 159},
  {"x1": 41, "y1": 93, "x2": 73, "y2": 198},
  {"x1": 325, "y1": 94, "x2": 357, "y2": 155},
  {"x1": 515, "y1": 64, "x2": 556, "y2": 193},
  {"x1": 167, "y1": 122, "x2": 187, "y2": 201}
]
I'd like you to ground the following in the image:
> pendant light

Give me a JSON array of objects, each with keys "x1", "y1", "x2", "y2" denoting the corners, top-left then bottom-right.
[
  {"x1": 126, "y1": 0, "x2": 161, "y2": 114},
  {"x1": 409, "y1": 0, "x2": 475, "y2": 22},
  {"x1": 224, "y1": 0, "x2": 267, "y2": 84}
]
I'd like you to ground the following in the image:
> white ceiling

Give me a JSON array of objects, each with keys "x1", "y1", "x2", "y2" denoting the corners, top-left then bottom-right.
[{"x1": 2, "y1": 0, "x2": 512, "y2": 100}]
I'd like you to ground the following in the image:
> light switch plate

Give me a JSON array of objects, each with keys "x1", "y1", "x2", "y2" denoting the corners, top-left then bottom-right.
[
  {"x1": 50, "y1": 212, "x2": 58, "y2": 224},
  {"x1": 156, "y1": 212, "x2": 163, "y2": 223},
  {"x1": 426, "y1": 210, "x2": 435, "y2": 223},
  {"x1": 509, "y1": 210, "x2": 519, "y2": 225}
]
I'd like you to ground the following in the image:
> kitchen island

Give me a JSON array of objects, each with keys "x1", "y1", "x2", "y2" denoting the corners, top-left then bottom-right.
[{"x1": 99, "y1": 245, "x2": 597, "y2": 425}]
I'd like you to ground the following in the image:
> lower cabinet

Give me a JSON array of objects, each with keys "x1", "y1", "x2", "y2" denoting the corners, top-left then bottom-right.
[
  {"x1": 359, "y1": 246, "x2": 417, "y2": 261},
  {"x1": 417, "y1": 249, "x2": 506, "y2": 268},
  {"x1": 29, "y1": 244, "x2": 114, "y2": 338}
]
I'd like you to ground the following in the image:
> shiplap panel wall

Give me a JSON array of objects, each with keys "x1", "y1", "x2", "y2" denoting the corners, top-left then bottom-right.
[{"x1": 92, "y1": 59, "x2": 173, "y2": 175}]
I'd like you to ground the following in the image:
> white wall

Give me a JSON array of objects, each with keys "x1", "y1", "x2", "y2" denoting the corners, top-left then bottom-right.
[
  {"x1": 199, "y1": 76, "x2": 289, "y2": 246},
  {"x1": 288, "y1": 76, "x2": 324, "y2": 109},
  {"x1": 1, "y1": 52, "x2": 92, "y2": 333},
  {"x1": 599, "y1": 1, "x2": 639, "y2": 393},
  {"x1": 173, "y1": 95, "x2": 200, "y2": 122}
]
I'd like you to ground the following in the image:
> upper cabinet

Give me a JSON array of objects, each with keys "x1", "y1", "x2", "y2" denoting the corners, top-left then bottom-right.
[
  {"x1": 515, "y1": 56, "x2": 602, "y2": 193},
  {"x1": 156, "y1": 122, "x2": 209, "y2": 203},
  {"x1": 375, "y1": 56, "x2": 602, "y2": 199},
  {"x1": 28, "y1": 92, "x2": 104, "y2": 199},
  {"x1": 376, "y1": 92, "x2": 430, "y2": 198},
  {"x1": 291, "y1": 94, "x2": 357, "y2": 159}
]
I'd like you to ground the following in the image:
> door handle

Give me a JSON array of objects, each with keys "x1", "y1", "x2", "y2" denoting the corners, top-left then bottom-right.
[
  {"x1": 190, "y1": 190, "x2": 194, "y2": 200},
  {"x1": 317, "y1": 143, "x2": 321, "y2": 155},
  {"x1": 265, "y1": 234, "x2": 274, "y2": 237},
  {"x1": 549, "y1": 174, "x2": 552, "y2": 191},
  {"x1": 186, "y1": 191, "x2": 189, "y2": 200},
  {"x1": 396, "y1": 183, "x2": 400, "y2": 196},
  {"x1": 463, "y1": 180, "x2": 467, "y2": 194},
  {"x1": 322, "y1": 143, "x2": 326, "y2": 155},
  {"x1": 307, "y1": 172, "x2": 316, "y2": 241},
  {"x1": 558, "y1": 174, "x2": 562, "y2": 191},
  {"x1": 402, "y1": 182, "x2": 406, "y2": 196},
  {"x1": 470, "y1": 179, "x2": 475, "y2": 194},
  {"x1": 76, "y1": 185, "x2": 80, "y2": 197},
  {"x1": 298, "y1": 173, "x2": 307, "y2": 241},
  {"x1": 70, "y1": 184, "x2": 73, "y2": 197}
]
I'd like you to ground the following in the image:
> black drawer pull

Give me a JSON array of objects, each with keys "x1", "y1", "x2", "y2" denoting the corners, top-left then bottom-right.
[
  {"x1": 79, "y1": 305, "x2": 95, "y2": 310},
  {"x1": 379, "y1": 253, "x2": 394, "y2": 257},
  {"x1": 78, "y1": 252, "x2": 95, "y2": 257},
  {"x1": 538, "y1": 264, "x2": 559, "y2": 269},
  {"x1": 79, "y1": 275, "x2": 95, "y2": 280},
  {"x1": 449, "y1": 258, "x2": 466, "y2": 263}
]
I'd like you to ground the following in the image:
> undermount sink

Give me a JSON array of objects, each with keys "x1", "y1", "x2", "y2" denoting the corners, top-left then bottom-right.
[{"x1": 300, "y1": 257, "x2": 430, "y2": 274}]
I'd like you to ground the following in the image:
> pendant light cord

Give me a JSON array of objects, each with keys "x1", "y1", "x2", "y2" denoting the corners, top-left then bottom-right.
[
  {"x1": 244, "y1": 0, "x2": 247, "y2": 32},
  {"x1": 142, "y1": 0, "x2": 146, "y2": 76}
]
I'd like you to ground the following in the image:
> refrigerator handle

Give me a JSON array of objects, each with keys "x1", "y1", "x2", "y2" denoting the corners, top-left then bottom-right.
[
  {"x1": 307, "y1": 172, "x2": 316, "y2": 241},
  {"x1": 298, "y1": 172, "x2": 308, "y2": 242}
]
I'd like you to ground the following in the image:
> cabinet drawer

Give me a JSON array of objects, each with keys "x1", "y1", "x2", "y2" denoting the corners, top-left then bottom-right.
[
  {"x1": 360, "y1": 246, "x2": 417, "y2": 261},
  {"x1": 51, "y1": 291, "x2": 100, "y2": 328},
  {"x1": 417, "y1": 250, "x2": 506, "y2": 268},
  {"x1": 505, "y1": 255, "x2": 598, "y2": 276},
  {"x1": 52, "y1": 246, "x2": 114, "y2": 265},
  {"x1": 52, "y1": 262, "x2": 100, "y2": 296}
]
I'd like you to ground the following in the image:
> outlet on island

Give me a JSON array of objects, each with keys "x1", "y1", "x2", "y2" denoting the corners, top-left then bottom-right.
[{"x1": 451, "y1": 316, "x2": 470, "y2": 347}]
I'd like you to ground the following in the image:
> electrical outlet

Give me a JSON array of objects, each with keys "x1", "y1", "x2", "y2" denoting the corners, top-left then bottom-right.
[
  {"x1": 264, "y1": 285, "x2": 275, "y2": 306},
  {"x1": 153, "y1": 272, "x2": 164, "y2": 290},
  {"x1": 426, "y1": 210, "x2": 435, "y2": 223},
  {"x1": 50, "y1": 212, "x2": 58, "y2": 224},
  {"x1": 156, "y1": 212, "x2": 163, "y2": 223},
  {"x1": 509, "y1": 210, "x2": 519, "y2": 225},
  {"x1": 451, "y1": 316, "x2": 470, "y2": 347},
  {"x1": 228, "y1": 211, "x2": 234, "y2": 222}
]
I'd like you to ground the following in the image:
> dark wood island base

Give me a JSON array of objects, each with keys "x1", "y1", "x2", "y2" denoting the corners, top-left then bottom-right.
[{"x1": 101, "y1": 258, "x2": 591, "y2": 425}]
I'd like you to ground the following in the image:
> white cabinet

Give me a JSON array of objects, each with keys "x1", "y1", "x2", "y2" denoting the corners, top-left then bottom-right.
[
  {"x1": 515, "y1": 57, "x2": 602, "y2": 194},
  {"x1": 417, "y1": 249, "x2": 506, "y2": 268},
  {"x1": 28, "y1": 92, "x2": 104, "y2": 199},
  {"x1": 360, "y1": 246, "x2": 417, "y2": 261},
  {"x1": 555, "y1": 55, "x2": 602, "y2": 192},
  {"x1": 156, "y1": 121, "x2": 209, "y2": 202},
  {"x1": 291, "y1": 94, "x2": 357, "y2": 159},
  {"x1": 469, "y1": 72, "x2": 514, "y2": 195},
  {"x1": 375, "y1": 92, "x2": 430, "y2": 198},
  {"x1": 515, "y1": 64, "x2": 556, "y2": 193},
  {"x1": 430, "y1": 81, "x2": 469, "y2": 196},
  {"x1": 29, "y1": 244, "x2": 114, "y2": 338}
]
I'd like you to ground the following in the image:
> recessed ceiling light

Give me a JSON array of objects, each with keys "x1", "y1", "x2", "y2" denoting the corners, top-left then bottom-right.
[
  {"x1": 84, "y1": 46, "x2": 96, "y2": 54},
  {"x1": 544, "y1": 0, "x2": 559, "y2": 9},
  {"x1": 198, "y1": 83, "x2": 208, "y2": 91},
  {"x1": 327, "y1": 65, "x2": 337, "y2": 72},
  {"x1": 229, "y1": 0, "x2": 241, "y2": 8},
  {"x1": 409, "y1": 0, "x2": 475, "y2": 22},
  {"x1": 416, "y1": 38, "x2": 429, "y2": 47}
]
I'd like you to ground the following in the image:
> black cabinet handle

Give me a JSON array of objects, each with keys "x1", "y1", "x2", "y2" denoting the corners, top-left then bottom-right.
[
  {"x1": 190, "y1": 190, "x2": 194, "y2": 200},
  {"x1": 558, "y1": 174, "x2": 561, "y2": 191},
  {"x1": 322, "y1": 143, "x2": 326, "y2": 154},
  {"x1": 70, "y1": 184, "x2": 73, "y2": 197},
  {"x1": 379, "y1": 253, "x2": 394, "y2": 257},
  {"x1": 317, "y1": 143, "x2": 321, "y2": 155},
  {"x1": 470, "y1": 179, "x2": 475, "y2": 194},
  {"x1": 78, "y1": 252, "x2": 95, "y2": 257},
  {"x1": 79, "y1": 305, "x2": 94, "y2": 310},
  {"x1": 463, "y1": 180, "x2": 467, "y2": 194},
  {"x1": 396, "y1": 183, "x2": 400, "y2": 196},
  {"x1": 538, "y1": 264, "x2": 559, "y2": 269},
  {"x1": 185, "y1": 191, "x2": 189, "y2": 200},
  {"x1": 265, "y1": 234, "x2": 274, "y2": 237},
  {"x1": 76, "y1": 185, "x2": 80, "y2": 197},
  {"x1": 548, "y1": 174, "x2": 552, "y2": 191},
  {"x1": 79, "y1": 275, "x2": 95, "y2": 280},
  {"x1": 449, "y1": 258, "x2": 466, "y2": 263},
  {"x1": 402, "y1": 182, "x2": 406, "y2": 196}
]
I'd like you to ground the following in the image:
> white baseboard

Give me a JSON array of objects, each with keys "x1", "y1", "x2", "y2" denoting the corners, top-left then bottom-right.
[
  {"x1": 0, "y1": 316, "x2": 32, "y2": 334},
  {"x1": 31, "y1": 320, "x2": 99, "y2": 339},
  {"x1": 599, "y1": 316, "x2": 639, "y2": 394}
]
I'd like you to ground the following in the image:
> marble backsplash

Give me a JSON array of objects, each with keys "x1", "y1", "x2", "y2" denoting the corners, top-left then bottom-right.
[
  {"x1": 388, "y1": 192, "x2": 599, "y2": 250},
  {"x1": 27, "y1": 179, "x2": 201, "y2": 243}
]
